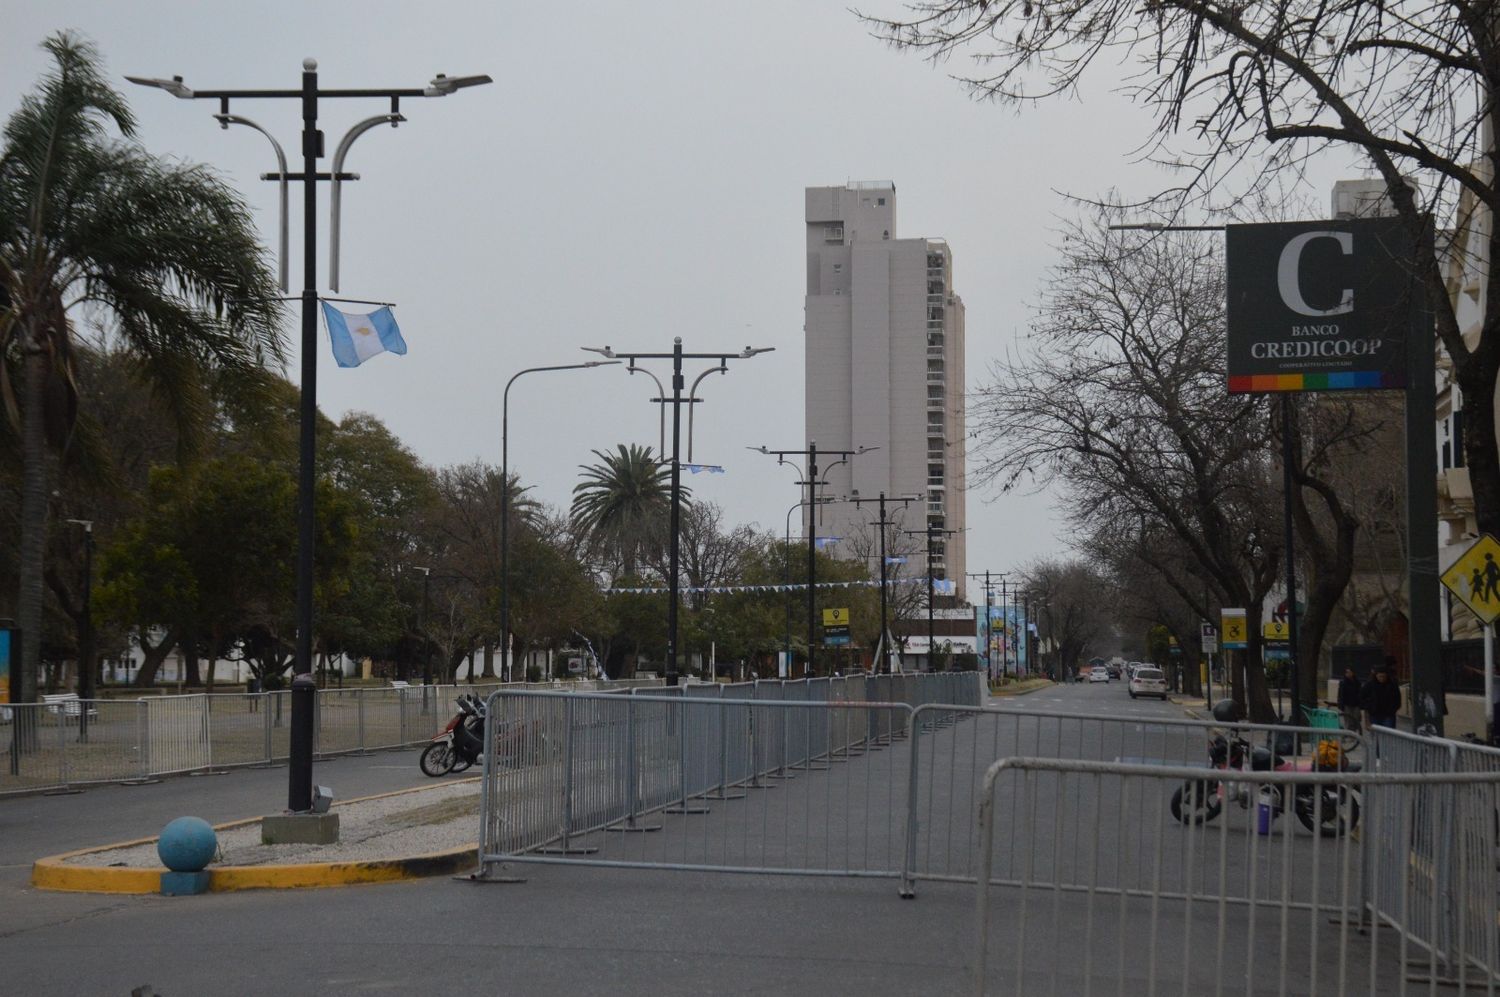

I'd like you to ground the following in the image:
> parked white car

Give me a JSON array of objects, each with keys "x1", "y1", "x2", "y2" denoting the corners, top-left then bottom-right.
[{"x1": 1128, "y1": 666, "x2": 1168, "y2": 699}]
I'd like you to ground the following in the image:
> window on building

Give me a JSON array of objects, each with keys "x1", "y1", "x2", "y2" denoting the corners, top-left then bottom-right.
[{"x1": 877, "y1": 197, "x2": 886, "y2": 206}]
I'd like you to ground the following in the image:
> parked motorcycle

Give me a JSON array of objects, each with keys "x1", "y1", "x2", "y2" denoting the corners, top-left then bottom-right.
[
  {"x1": 419, "y1": 694, "x2": 486, "y2": 777},
  {"x1": 1170, "y1": 701, "x2": 1361, "y2": 837}
]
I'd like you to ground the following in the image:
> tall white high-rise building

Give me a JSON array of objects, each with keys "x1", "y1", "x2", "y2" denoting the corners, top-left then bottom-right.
[{"x1": 803, "y1": 181, "x2": 966, "y2": 597}]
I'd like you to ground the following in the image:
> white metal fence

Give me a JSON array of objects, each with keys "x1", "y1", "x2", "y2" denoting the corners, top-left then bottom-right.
[
  {"x1": 476, "y1": 672, "x2": 983, "y2": 882},
  {"x1": 0, "y1": 679, "x2": 663, "y2": 796},
  {"x1": 972, "y1": 758, "x2": 1500, "y2": 997},
  {"x1": 1368, "y1": 726, "x2": 1500, "y2": 986}
]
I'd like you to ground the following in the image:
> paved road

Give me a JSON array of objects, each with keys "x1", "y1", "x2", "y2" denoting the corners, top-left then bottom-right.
[{"x1": 0, "y1": 682, "x2": 1400, "y2": 995}]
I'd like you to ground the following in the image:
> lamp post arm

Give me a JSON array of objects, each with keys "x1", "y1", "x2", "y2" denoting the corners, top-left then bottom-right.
[
  {"x1": 213, "y1": 114, "x2": 289, "y2": 292},
  {"x1": 329, "y1": 113, "x2": 404, "y2": 292},
  {"x1": 686, "y1": 362, "x2": 726, "y2": 462},
  {"x1": 629, "y1": 363, "x2": 667, "y2": 456}
]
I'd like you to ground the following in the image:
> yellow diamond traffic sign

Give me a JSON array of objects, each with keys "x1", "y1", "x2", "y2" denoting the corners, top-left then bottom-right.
[{"x1": 1441, "y1": 534, "x2": 1500, "y2": 625}]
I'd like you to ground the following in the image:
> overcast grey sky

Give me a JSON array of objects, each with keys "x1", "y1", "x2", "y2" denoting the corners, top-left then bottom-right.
[{"x1": 4, "y1": 1, "x2": 1350, "y2": 588}]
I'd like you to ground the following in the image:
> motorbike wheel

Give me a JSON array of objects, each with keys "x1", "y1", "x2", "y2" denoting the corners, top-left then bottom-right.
[
  {"x1": 419, "y1": 741, "x2": 457, "y2": 777},
  {"x1": 1294, "y1": 786, "x2": 1360, "y2": 837},
  {"x1": 1171, "y1": 780, "x2": 1222, "y2": 825}
]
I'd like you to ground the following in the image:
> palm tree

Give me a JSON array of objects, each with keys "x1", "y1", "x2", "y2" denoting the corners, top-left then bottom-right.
[
  {"x1": 1, "y1": 34, "x2": 283, "y2": 703},
  {"x1": 570, "y1": 443, "x2": 686, "y2": 579}
]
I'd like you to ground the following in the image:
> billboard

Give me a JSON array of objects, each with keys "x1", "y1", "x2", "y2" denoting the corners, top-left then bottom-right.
[{"x1": 1226, "y1": 216, "x2": 1427, "y2": 393}]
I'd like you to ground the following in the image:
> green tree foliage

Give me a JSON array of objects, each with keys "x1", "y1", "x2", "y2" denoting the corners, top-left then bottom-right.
[
  {"x1": 0, "y1": 33, "x2": 283, "y2": 701},
  {"x1": 570, "y1": 444, "x2": 683, "y2": 579}
]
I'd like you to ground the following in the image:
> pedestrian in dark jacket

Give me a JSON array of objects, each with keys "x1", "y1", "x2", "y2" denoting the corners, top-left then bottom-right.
[
  {"x1": 1361, "y1": 667, "x2": 1402, "y2": 729},
  {"x1": 1336, "y1": 668, "x2": 1362, "y2": 730}
]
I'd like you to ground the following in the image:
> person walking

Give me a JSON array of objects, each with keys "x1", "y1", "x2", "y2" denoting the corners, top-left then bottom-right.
[
  {"x1": 1361, "y1": 664, "x2": 1402, "y2": 730},
  {"x1": 1336, "y1": 667, "x2": 1362, "y2": 730}
]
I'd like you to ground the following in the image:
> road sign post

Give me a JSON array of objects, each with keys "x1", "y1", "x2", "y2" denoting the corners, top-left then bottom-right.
[{"x1": 1440, "y1": 533, "x2": 1500, "y2": 743}]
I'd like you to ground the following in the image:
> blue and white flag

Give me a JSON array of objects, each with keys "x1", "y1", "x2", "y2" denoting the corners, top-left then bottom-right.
[
  {"x1": 932, "y1": 578, "x2": 957, "y2": 596},
  {"x1": 321, "y1": 302, "x2": 407, "y2": 368}
]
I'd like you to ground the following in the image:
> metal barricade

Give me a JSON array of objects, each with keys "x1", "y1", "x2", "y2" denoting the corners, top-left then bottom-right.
[
  {"x1": 972, "y1": 757, "x2": 1500, "y2": 997},
  {"x1": 908, "y1": 704, "x2": 1365, "y2": 886},
  {"x1": 1369, "y1": 726, "x2": 1500, "y2": 984},
  {"x1": 478, "y1": 687, "x2": 922, "y2": 881},
  {"x1": 0, "y1": 678, "x2": 663, "y2": 796}
]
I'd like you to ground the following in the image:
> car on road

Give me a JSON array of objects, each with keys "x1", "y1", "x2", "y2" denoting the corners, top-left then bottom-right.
[
  {"x1": 1129, "y1": 666, "x2": 1168, "y2": 699},
  {"x1": 1089, "y1": 668, "x2": 1110, "y2": 683}
]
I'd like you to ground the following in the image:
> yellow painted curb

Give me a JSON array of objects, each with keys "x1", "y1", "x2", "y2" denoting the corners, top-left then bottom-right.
[{"x1": 32, "y1": 777, "x2": 482, "y2": 895}]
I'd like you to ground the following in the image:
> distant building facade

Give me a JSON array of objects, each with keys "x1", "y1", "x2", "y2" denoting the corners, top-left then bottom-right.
[{"x1": 803, "y1": 182, "x2": 967, "y2": 598}]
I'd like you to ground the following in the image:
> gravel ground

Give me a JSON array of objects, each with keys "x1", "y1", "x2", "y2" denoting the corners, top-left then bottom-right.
[{"x1": 61, "y1": 775, "x2": 482, "y2": 868}]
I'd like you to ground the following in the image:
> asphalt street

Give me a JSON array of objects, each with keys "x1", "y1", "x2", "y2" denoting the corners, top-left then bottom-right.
[{"x1": 0, "y1": 681, "x2": 1394, "y2": 995}]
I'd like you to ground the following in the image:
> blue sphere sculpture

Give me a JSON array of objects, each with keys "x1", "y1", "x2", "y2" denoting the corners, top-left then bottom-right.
[{"x1": 157, "y1": 816, "x2": 217, "y2": 872}]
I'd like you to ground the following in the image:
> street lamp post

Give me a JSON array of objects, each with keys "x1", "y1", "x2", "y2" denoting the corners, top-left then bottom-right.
[
  {"x1": 415, "y1": 566, "x2": 432, "y2": 686},
  {"x1": 853, "y1": 493, "x2": 918, "y2": 674},
  {"x1": 66, "y1": 520, "x2": 94, "y2": 740},
  {"x1": 753, "y1": 443, "x2": 872, "y2": 676},
  {"x1": 500, "y1": 362, "x2": 619, "y2": 683},
  {"x1": 583, "y1": 341, "x2": 772, "y2": 685},
  {"x1": 132, "y1": 61, "x2": 491, "y2": 814}
]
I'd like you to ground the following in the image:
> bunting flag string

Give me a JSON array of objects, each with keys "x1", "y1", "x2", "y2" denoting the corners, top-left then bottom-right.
[{"x1": 606, "y1": 578, "x2": 934, "y2": 596}]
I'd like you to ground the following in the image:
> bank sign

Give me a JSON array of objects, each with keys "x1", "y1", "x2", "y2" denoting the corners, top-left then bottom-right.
[{"x1": 1226, "y1": 216, "x2": 1425, "y2": 393}]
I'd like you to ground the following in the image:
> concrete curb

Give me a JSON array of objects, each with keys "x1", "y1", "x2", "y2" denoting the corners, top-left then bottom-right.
[
  {"x1": 32, "y1": 778, "x2": 480, "y2": 895},
  {"x1": 988, "y1": 680, "x2": 1054, "y2": 698}
]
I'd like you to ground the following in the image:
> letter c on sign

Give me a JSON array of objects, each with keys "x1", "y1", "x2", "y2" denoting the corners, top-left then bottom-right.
[{"x1": 1277, "y1": 231, "x2": 1354, "y2": 317}]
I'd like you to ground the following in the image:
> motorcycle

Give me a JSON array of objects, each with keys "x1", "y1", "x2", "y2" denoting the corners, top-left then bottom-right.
[
  {"x1": 1170, "y1": 719, "x2": 1361, "y2": 838},
  {"x1": 419, "y1": 694, "x2": 486, "y2": 777}
]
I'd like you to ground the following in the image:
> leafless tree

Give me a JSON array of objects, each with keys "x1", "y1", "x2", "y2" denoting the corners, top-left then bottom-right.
[
  {"x1": 1020, "y1": 557, "x2": 1115, "y2": 676},
  {"x1": 974, "y1": 219, "x2": 1288, "y2": 716},
  {"x1": 863, "y1": 0, "x2": 1500, "y2": 539}
]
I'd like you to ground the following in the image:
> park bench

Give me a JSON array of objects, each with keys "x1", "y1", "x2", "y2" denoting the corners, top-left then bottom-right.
[
  {"x1": 389, "y1": 680, "x2": 409, "y2": 689},
  {"x1": 42, "y1": 693, "x2": 99, "y2": 722}
]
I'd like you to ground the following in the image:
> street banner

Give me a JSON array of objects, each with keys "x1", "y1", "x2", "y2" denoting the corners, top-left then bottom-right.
[
  {"x1": 1221, "y1": 609, "x2": 1248, "y2": 649},
  {"x1": 1226, "y1": 216, "x2": 1426, "y2": 393},
  {"x1": 1440, "y1": 534, "x2": 1500, "y2": 625}
]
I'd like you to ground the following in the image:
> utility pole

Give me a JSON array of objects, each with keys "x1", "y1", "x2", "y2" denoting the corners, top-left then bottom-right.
[
  {"x1": 587, "y1": 342, "x2": 772, "y2": 685},
  {"x1": 853, "y1": 493, "x2": 918, "y2": 674},
  {"x1": 966, "y1": 570, "x2": 998, "y2": 682},
  {"x1": 905, "y1": 524, "x2": 962, "y2": 672}
]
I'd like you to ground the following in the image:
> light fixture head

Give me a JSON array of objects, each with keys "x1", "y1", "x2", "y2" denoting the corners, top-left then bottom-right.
[
  {"x1": 584, "y1": 360, "x2": 622, "y2": 368},
  {"x1": 125, "y1": 74, "x2": 193, "y2": 98},
  {"x1": 425, "y1": 73, "x2": 493, "y2": 96},
  {"x1": 740, "y1": 346, "x2": 774, "y2": 358},
  {"x1": 582, "y1": 346, "x2": 615, "y2": 358}
]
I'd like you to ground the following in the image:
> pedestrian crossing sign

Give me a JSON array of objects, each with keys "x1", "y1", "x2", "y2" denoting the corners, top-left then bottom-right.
[{"x1": 1441, "y1": 533, "x2": 1500, "y2": 625}]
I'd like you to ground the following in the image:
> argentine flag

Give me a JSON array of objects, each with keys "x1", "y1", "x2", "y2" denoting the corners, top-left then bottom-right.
[{"x1": 321, "y1": 302, "x2": 407, "y2": 368}]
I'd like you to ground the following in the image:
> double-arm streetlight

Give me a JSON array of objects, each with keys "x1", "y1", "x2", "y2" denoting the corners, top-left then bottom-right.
[
  {"x1": 753, "y1": 442, "x2": 874, "y2": 677},
  {"x1": 852, "y1": 493, "x2": 919, "y2": 674},
  {"x1": 131, "y1": 60, "x2": 491, "y2": 814},
  {"x1": 583, "y1": 340, "x2": 773, "y2": 685},
  {"x1": 500, "y1": 361, "x2": 620, "y2": 682}
]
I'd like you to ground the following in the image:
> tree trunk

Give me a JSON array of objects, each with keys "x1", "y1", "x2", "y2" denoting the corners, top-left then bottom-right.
[
  {"x1": 16, "y1": 348, "x2": 51, "y2": 704},
  {"x1": 1460, "y1": 342, "x2": 1500, "y2": 537},
  {"x1": 481, "y1": 642, "x2": 495, "y2": 678},
  {"x1": 132, "y1": 628, "x2": 180, "y2": 688}
]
